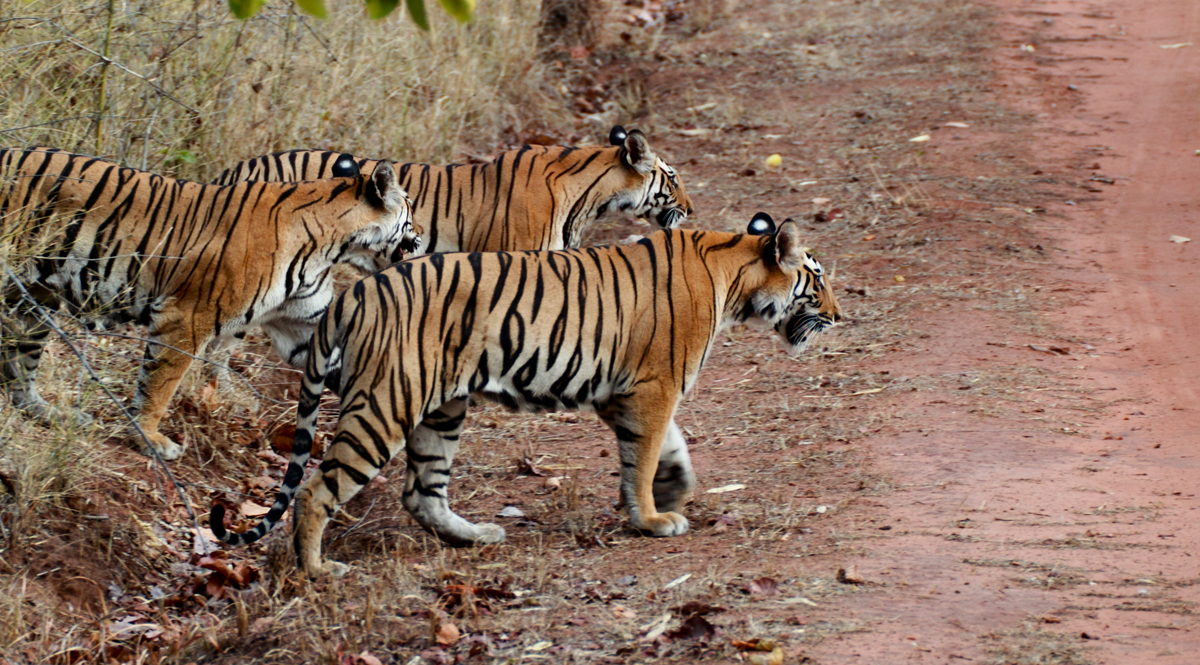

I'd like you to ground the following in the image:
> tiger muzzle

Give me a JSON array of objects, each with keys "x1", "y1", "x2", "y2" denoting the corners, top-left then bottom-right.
[
  {"x1": 391, "y1": 235, "x2": 422, "y2": 263},
  {"x1": 780, "y1": 312, "x2": 835, "y2": 349},
  {"x1": 656, "y1": 207, "x2": 686, "y2": 229}
]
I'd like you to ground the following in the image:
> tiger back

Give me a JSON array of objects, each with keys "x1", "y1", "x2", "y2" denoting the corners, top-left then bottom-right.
[
  {"x1": 0, "y1": 147, "x2": 419, "y2": 460},
  {"x1": 213, "y1": 126, "x2": 693, "y2": 253},
  {"x1": 210, "y1": 212, "x2": 842, "y2": 577}
]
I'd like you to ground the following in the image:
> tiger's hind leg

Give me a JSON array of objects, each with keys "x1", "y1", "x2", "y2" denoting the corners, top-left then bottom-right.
[
  {"x1": 653, "y1": 419, "x2": 696, "y2": 514},
  {"x1": 0, "y1": 288, "x2": 92, "y2": 426},
  {"x1": 401, "y1": 398, "x2": 505, "y2": 547},
  {"x1": 201, "y1": 334, "x2": 241, "y2": 395}
]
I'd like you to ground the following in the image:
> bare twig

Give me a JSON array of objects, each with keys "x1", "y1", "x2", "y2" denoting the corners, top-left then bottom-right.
[
  {"x1": 0, "y1": 115, "x2": 138, "y2": 137},
  {"x1": 331, "y1": 497, "x2": 381, "y2": 544},
  {"x1": 3, "y1": 17, "x2": 199, "y2": 115},
  {"x1": 95, "y1": 0, "x2": 116, "y2": 155}
]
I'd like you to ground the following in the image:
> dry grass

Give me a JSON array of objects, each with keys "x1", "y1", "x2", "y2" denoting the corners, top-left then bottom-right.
[
  {"x1": 964, "y1": 558, "x2": 1093, "y2": 589},
  {"x1": 0, "y1": 3, "x2": 575, "y2": 660},
  {"x1": 1, "y1": 0, "x2": 566, "y2": 179},
  {"x1": 981, "y1": 622, "x2": 1091, "y2": 665}
]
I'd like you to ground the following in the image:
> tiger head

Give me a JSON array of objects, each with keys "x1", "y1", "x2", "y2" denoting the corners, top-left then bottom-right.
[
  {"x1": 740, "y1": 212, "x2": 842, "y2": 352},
  {"x1": 607, "y1": 125, "x2": 693, "y2": 230},
  {"x1": 342, "y1": 161, "x2": 423, "y2": 273}
]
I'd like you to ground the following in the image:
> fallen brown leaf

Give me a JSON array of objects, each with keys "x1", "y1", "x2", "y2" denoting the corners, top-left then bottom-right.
[
  {"x1": 240, "y1": 501, "x2": 270, "y2": 518},
  {"x1": 435, "y1": 621, "x2": 460, "y2": 646},
  {"x1": 269, "y1": 424, "x2": 297, "y2": 456},
  {"x1": 837, "y1": 565, "x2": 867, "y2": 585},
  {"x1": 197, "y1": 553, "x2": 259, "y2": 600},
  {"x1": 517, "y1": 456, "x2": 547, "y2": 477},
  {"x1": 612, "y1": 604, "x2": 637, "y2": 620},
  {"x1": 270, "y1": 424, "x2": 324, "y2": 458},
  {"x1": 1028, "y1": 344, "x2": 1070, "y2": 356},
  {"x1": 200, "y1": 380, "x2": 221, "y2": 412},
  {"x1": 356, "y1": 650, "x2": 384, "y2": 665},
  {"x1": 748, "y1": 577, "x2": 780, "y2": 596}
]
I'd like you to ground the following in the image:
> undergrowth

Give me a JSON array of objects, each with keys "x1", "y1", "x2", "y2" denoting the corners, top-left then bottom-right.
[{"x1": 1, "y1": 0, "x2": 566, "y2": 178}]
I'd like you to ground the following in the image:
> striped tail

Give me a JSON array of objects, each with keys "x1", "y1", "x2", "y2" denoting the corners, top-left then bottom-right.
[{"x1": 209, "y1": 303, "x2": 342, "y2": 547}]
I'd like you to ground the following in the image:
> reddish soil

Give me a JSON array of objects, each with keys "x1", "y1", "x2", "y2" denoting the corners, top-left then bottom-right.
[{"x1": 803, "y1": 0, "x2": 1200, "y2": 662}]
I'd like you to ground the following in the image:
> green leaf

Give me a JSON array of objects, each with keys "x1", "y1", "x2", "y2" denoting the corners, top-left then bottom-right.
[
  {"x1": 228, "y1": 0, "x2": 265, "y2": 19},
  {"x1": 403, "y1": 0, "x2": 428, "y2": 29},
  {"x1": 296, "y1": 0, "x2": 327, "y2": 18},
  {"x1": 366, "y1": 0, "x2": 401, "y2": 20},
  {"x1": 167, "y1": 149, "x2": 197, "y2": 165},
  {"x1": 437, "y1": 0, "x2": 475, "y2": 23}
]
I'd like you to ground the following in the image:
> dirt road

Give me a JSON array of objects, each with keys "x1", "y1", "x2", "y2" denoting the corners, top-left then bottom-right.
[{"x1": 807, "y1": 0, "x2": 1200, "y2": 662}]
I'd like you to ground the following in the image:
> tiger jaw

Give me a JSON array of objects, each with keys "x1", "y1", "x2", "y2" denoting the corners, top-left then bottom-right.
[
  {"x1": 777, "y1": 310, "x2": 837, "y2": 353},
  {"x1": 654, "y1": 206, "x2": 687, "y2": 229},
  {"x1": 390, "y1": 233, "x2": 423, "y2": 263}
]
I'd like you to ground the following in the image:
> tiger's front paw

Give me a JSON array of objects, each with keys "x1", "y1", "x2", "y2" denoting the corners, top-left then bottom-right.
[
  {"x1": 316, "y1": 560, "x2": 350, "y2": 578},
  {"x1": 473, "y1": 522, "x2": 507, "y2": 544},
  {"x1": 134, "y1": 431, "x2": 184, "y2": 461},
  {"x1": 633, "y1": 511, "x2": 689, "y2": 537},
  {"x1": 434, "y1": 521, "x2": 507, "y2": 547}
]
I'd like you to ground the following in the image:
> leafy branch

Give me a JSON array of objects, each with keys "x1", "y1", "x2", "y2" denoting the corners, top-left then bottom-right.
[{"x1": 228, "y1": 0, "x2": 475, "y2": 30}]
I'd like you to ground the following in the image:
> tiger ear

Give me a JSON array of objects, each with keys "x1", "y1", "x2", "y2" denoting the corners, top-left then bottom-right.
[
  {"x1": 773, "y1": 219, "x2": 804, "y2": 269},
  {"x1": 367, "y1": 161, "x2": 405, "y2": 212},
  {"x1": 609, "y1": 125, "x2": 628, "y2": 146},
  {"x1": 621, "y1": 129, "x2": 657, "y2": 174}
]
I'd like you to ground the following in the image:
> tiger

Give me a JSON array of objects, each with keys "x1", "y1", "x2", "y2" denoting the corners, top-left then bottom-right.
[
  {"x1": 0, "y1": 147, "x2": 420, "y2": 460},
  {"x1": 210, "y1": 211, "x2": 843, "y2": 577},
  {"x1": 213, "y1": 126, "x2": 693, "y2": 254}
]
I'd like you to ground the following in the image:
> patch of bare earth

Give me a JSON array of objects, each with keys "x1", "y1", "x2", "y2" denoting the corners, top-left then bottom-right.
[{"x1": 3, "y1": 0, "x2": 1197, "y2": 662}]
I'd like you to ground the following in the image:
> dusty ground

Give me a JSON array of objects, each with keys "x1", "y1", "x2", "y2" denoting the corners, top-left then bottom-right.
[{"x1": 2, "y1": 0, "x2": 1197, "y2": 663}]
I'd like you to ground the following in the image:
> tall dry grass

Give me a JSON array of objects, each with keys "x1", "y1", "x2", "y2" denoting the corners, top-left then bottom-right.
[
  {"x1": 0, "y1": 5, "x2": 575, "y2": 659},
  {"x1": 0, "y1": 0, "x2": 568, "y2": 180},
  {"x1": 0, "y1": 0, "x2": 570, "y2": 509}
]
